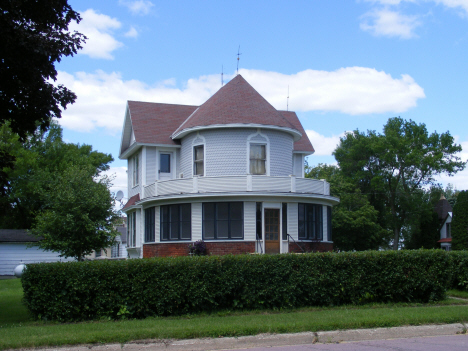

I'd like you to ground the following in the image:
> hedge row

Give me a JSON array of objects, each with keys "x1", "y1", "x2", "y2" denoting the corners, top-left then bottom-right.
[
  {"x1": 22, "y1": 250, "x2": 453, "y2": 321},
  {"x1": 449, "y1": 251, "x2": 468, "y2": 291}
]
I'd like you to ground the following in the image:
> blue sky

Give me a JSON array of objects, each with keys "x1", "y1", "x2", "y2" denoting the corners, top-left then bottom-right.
[{"x1": 57, "y1": 0, "x2": 468, "y2": 200}]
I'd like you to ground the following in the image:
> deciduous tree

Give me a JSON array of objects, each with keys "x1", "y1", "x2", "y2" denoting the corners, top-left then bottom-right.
[
  {"x1": 452, "y1": 190, "x2": 468, "y2": 250},
  {"x1": 334, "y1": 117, "x2": 466, "y2": 249}
]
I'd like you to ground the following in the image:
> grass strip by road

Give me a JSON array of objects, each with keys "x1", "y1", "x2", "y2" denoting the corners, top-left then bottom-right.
[{"x1": 2, "y1": 279, "x2": 468, "y2": 350}]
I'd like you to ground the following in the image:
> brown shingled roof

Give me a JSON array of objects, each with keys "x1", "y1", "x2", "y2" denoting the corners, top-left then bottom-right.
[
  {"x1": 128, "y1": 101, "x2": 197, "y2": 146},
  {"x1": 172, "y1": 75, "x2": 297, "y2": 136},
  {"x1": 122, "y1": 194, "x2": 140, "y2": 211},
  {"x1": 280, "y1": 110, "x2": 314, "y2": 153}
]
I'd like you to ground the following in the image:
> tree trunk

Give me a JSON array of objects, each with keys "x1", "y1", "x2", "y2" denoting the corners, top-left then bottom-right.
[{"x1": 393, "y1": 227, "x2": 400, "y2": 250}]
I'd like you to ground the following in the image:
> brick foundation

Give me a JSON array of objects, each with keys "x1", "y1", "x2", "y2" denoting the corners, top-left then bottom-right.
[
  {"x1": 289, "y1": 241, "x2": 333, "y2": 253},
  {"x1": 143, "y1": 241, "x2": 256, "y2": 258}
]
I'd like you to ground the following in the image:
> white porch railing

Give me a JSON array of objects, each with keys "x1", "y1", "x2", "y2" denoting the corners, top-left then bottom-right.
[{"x1": 142, "y1": 175, "x2": 330, "y2": 199}]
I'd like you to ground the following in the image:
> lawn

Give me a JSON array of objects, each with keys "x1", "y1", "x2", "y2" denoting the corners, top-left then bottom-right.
[{"x1": 2, "y1": 279, "x2": 468, "y2": 350}]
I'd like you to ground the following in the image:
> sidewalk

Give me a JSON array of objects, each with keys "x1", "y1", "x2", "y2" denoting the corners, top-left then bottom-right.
[{"x1": 28, "y1": 323, "x2": 467, "y2": 351}]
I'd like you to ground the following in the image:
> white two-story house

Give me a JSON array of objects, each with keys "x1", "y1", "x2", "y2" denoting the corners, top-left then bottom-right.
[{"x1": 119, "y1": 75, "x2": 339, "y2": 258}]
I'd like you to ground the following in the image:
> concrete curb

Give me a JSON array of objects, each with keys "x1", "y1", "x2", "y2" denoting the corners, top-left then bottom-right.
[{"x1": 24, "y1": 323, "x2": 467, "y2": 351}]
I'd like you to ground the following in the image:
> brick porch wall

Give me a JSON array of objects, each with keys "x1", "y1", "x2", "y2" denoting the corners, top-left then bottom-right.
[
  {"x1": 289, "y1": 241, "x2": 333, "y2": 253},
  {"x1": 143, "y1": 241, "x2": 256, "y2": 258}
]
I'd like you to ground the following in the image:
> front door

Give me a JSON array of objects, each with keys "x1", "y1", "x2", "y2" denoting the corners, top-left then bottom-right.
[
  {"x1": 159, "y1": 152, "x2": 173, "y2": 181},
  {"x1": 264, "y1": 209, "x2": 280, "y2": 254}
]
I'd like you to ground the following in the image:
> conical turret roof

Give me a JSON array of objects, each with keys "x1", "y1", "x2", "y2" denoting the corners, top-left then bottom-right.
[{"x1": 172, "y1": 75, "x2": 300, "y2": 139}]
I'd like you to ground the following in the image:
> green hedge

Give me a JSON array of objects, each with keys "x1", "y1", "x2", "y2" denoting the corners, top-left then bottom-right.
[
  {"x1": 449, "y1": 251, "x2": 468, "y2": 291},
  {"x1": 22, "y1": 250, "x2": 451, "y2": 321}
]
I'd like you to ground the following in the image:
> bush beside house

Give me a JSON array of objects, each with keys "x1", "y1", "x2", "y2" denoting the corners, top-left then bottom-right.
[{"x1": 21, "y1": 250, "x2": 453, "y2": 322}]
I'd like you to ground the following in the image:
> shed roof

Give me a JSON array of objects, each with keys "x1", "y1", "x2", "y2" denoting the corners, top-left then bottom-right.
[{"x1": 0, "y1": 229, "x2": 40, "y2": 243}]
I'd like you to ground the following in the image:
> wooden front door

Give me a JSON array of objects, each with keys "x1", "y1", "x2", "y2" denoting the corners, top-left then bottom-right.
[{"x1": 264, "y1": 209, "x2": 280, "y2": 254}]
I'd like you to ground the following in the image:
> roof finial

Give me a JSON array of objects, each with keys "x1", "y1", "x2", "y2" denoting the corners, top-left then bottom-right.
[
  {"x1": 287, "y1": 85, "x2": 289, "y2": 111},
  {"x1": 236, "y1": 45, "x2": 242, "y2": 75}
]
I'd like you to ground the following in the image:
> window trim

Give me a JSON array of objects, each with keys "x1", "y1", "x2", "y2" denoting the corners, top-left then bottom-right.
[
  {"x1": 160, "y1": 204, "x2": 192, "y2": 241},
  {"x1": 247, "y1": 130, "x2": 270, "y2": 175},
  {"x1": 202, "y1": 202, "x2": 244, "y2": 240},
  {"x1": 132, "y1": 154, "x2": 139, "y2": 187},
  {"x1": 193, "y1": 144, "x2": 204, "y2": 176}
]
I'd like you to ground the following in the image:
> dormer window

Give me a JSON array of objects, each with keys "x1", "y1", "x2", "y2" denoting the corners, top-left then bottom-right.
[
  {"x1": 194, "y1": 145, "x2": 204, "y2": 176},
  {"x1": 250, "y1": 144, "x2": 266, "y2": 175},
  {"x1": 132, "y1": 154, "x2": 139, "y2": 187}
]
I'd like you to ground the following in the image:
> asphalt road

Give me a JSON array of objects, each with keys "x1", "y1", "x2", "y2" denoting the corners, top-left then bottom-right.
[{"x1": 238, "y1": 335, "x2": 468, "y2": 350}]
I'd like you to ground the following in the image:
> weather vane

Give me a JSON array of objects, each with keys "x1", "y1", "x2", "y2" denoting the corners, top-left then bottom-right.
[
  {"x1": 237, "y1": 45, "x2": 242, "y2": 75},
  {"x1": 221, "y1": 65, "x2": 224, "y2": 86}
]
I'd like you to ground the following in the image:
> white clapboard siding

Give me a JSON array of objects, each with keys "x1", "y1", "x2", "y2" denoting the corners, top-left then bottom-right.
[{"x1": 0, "y1": 243, "x2": 74, "y2": 276}]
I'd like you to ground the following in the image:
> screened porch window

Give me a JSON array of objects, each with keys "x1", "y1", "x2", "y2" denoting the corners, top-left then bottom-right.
[
  {"x1": 194, "y1": 145, "x2": 204, "y2": 176},
  {"x1": 298, "y1": 203, "x2": 323, "y2": 240},
  {"x1": 250, "y1": 144, "x2": 266, "y2": 175},
  {"x1": 203, "y1": 202, "x2": 244, "y2": 240},
  {"x1": 160, "y1": 204, "x2": 191, "y2": 241}
]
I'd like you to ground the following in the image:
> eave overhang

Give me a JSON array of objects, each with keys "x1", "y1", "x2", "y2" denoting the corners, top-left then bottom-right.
[{"x1": 171, "y1": 124, "x2": 302, "y2": 141}]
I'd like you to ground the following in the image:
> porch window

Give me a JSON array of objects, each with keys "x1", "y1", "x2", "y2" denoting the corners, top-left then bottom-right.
[
  {"x1": 194, "y1": 145, "x2": 204, "y2": 176},
  {"x1": 144, "y1": 207, "x2": 155, "y2": 242},
  {"x1": 127, "y1": 212, "x2": 136, "y2": 247},
  {"x1": 250, "y1": 144, "x2": 266, "y2": 175},
  {"x1": 203, "y1": 202, "x2": 243, "y2": 240},
  {"x1": 298, "y1": 203, "x2": 323, "y2": 240},
  {"x1": 160, "y1": 204, "x2": 191, "y2": 241}
]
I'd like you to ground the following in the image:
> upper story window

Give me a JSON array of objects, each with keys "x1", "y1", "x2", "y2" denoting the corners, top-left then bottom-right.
[
  {"x1": 194, "y1": 145, "x2": 204, "y2": 176},
  {"x1": 132, "y1": 154, "x2": 139, "y2": 187},
  {"x1": 446, "y1": 222, "x2": 451, "y2": 238},
  {"x1": 250, "y1": 144, "x2": 266, "y2": 175}
]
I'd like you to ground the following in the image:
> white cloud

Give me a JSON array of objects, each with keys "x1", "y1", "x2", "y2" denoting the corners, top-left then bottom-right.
[
  {"x1": 103, "y1": 166, "x2": 128, "y2": 194},
  {"x1": 434, "y1": 0, "x2": 468, "y2": 15},
  {"x1": 124, "y1": 26, "x2": 139, "y2": 38},
  {"x1": 360, "y1": 8, "x2": 421, "y2": 38},
  {"x1": 56, "y1": 68, "x2": 424, "y2": 133},
  {"x1": 56, "y1": 70, "x2": 221, "y2": 132},
  {"x1": 69, "y1": 9, "x2": 123, "y2": 59},
  {"x1": 435, "y1": 141, "x2": 468, "y2": 189},
  {"x1": 119, "y1": 0, "x2": 154, "y2": 15},
  {"x1": 239, "y1": 68, "x2": 425, "y2": 115},
  {"x1": 305, "y1": 130, "x2": 346, "y2": 156}
]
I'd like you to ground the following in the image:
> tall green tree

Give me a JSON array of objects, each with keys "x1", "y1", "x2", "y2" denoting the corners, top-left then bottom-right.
[
  {"x1": 452, "y1": 190, "x2": 468, "y2": 250},
  {"x1": 0, "y1": 0, "x2": 85, "y2": 139},
  {"x1": 334, "y1": 117, "x2": 466, "y2": 250},
  {"x1": 306, "y1": 164, "x2": 389, "y2": 251},
  {"x1": 1, "y1": 123, "x2": 112, "y2": 229}
]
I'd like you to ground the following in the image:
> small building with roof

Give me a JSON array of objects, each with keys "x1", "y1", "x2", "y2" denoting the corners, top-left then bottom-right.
[
  {"x1": 435, "y1": 195, "x2": 453, "y2": 251},
  {"x1": 119, "y1": 75, "x2": 339, "y2": 258},
  {"x1": 0, "y1": 229, "x2": 74, "y2": 276}
]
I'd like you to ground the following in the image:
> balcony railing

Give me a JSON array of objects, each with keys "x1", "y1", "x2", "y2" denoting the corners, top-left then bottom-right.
[{"x1": 142, "y1": 175, "x2": 330, "y2": 199}]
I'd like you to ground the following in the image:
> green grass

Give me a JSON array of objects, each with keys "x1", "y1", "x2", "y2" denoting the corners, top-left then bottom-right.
[
  {"x1": 0, "y1": 279, "x2": 30, "y2": 325},
  {"x1": 448, "y1": 289, "x2": 468, "y2": 299},
  {"x1": 2, "y1": 279, "x2": 468, "y2": 350}
]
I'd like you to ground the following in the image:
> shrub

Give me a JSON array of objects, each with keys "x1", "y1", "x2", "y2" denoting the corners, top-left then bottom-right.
[
  {"x1": 449, "y1": 251, "x2": 468, "y2": 291},
  {"x1": 21, "y1": 250, "x2": 451, "y2": 322}
]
